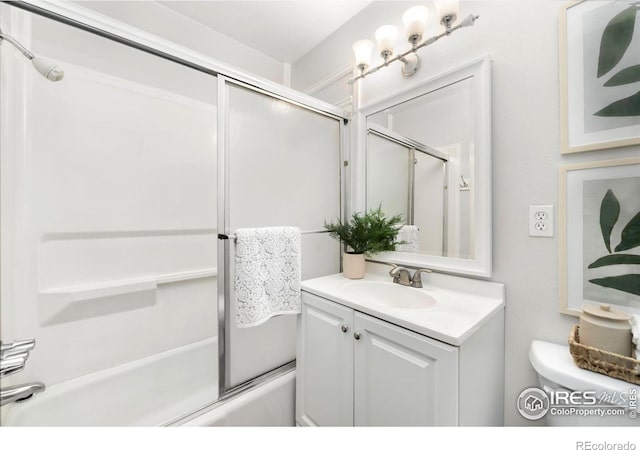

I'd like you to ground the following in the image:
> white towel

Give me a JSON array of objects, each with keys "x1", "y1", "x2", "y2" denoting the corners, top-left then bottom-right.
[
  {"x1": 395, "y1": 225, "x2": 420, "y2": 252},
  {"x1": 234, "y1": 227, "x2": 301, "y2": 328},
  {"x1": 631, "y1": 314, "x2": 640, "y2": 360}
]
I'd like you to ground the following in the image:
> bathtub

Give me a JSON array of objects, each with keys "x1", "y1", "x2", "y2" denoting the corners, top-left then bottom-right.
[{"x1": 0, "y1": 337, "x2": 295, "y2": 427}]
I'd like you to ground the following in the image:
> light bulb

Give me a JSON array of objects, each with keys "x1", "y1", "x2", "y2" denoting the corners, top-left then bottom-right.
[
  {"x1": 375, "y1": 25, "x2": 398, "y2": 60},
  {"x1": 402, "y1": 6, "x2": 428, "y2": 46},
  {"x1": 435, "y1": 0, "x2": 459, "y2": 26},
  {"x1": 352, "y1": 39, "x2": 374, "y2": 71}
]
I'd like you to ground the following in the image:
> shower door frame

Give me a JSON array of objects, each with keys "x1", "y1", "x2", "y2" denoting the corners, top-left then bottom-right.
[
  {"x1": 5, "y1": 0, "x2": 350, "y2": 425},
  {"x1": 216, "y1": 75, "x2": 349, "y2": 397}
]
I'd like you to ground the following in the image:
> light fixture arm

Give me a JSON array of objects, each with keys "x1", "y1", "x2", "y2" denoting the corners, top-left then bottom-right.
[
  {"x1": 0, "y1": 29, "x2": 35, "y2": 60},
  {"x1": 0, "y1": 26, "x2": 64, "y2": 82},
  {"x1": 349, "y1": 13, "x2": 479, "y2": 85}
]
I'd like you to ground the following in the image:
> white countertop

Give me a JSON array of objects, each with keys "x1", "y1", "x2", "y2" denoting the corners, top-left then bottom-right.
[{"x1": 301, "y1": 269, "x2": 505, "y2": 346}]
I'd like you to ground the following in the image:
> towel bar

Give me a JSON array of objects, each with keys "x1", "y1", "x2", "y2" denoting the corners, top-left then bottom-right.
[{"x1": 218, "y1": 230, "x2": 328, "y2": 241}]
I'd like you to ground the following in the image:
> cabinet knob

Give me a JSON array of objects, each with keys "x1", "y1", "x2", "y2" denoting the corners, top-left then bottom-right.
[
  {"x1": 353, "y1": 332, "x2": 361, "y2": 340},
  {"x1": 340, "y1": 324, "x2": 349, "y2": 333}
]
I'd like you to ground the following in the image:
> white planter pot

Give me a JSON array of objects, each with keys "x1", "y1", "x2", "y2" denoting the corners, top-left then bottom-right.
[{"x1": 343, "y1": 252, "x2": 365, "y2": 279}]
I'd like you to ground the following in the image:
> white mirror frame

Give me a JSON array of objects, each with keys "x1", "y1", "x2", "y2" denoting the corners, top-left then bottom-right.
[{"x1": 353, "y1": 55, "x2": 492, "y2": 278}]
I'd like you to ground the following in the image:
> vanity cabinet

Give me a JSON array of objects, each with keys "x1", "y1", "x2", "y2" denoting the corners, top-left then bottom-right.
[
  {"x1": 353, "y1": 307, "x2": 458, "y2": 426},
  {"x1": 295, "y1": 292, "x2": 354, "y2": 426},
  {"x1": 296, "y1": 291, "x2": 504, "y2": 427}
]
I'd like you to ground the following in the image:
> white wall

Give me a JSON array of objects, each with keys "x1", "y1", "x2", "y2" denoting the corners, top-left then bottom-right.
[
  {"x1": 72, "y1": 0, "x2": 286, "y2": 84},
  {"x1": 292, "y1": 1, "x2": 640, "y2": 425}
]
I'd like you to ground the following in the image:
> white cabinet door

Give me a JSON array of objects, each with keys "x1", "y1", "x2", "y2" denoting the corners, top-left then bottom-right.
[
  {"x1": 354, "y1": 312, "x2": 459, "y2": 426},
  {"x1": 296, "y1": 293, "x2": 354, "y2": 426}
]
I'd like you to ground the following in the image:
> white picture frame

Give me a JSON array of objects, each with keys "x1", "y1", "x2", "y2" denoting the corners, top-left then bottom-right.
[
  {"x1": 560, "y1": 1, "x2": 640, "y2": 154},
  {"x1": 559, "y1": 157, "x2": 640, "y2": 316}
]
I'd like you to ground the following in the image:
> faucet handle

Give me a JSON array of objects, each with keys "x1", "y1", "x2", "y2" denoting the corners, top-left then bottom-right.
[
  {"x1": 0, "y1": 355, "x2": 27, "y2": 378},
  {"x1": 410, "y1": 268, "x2": 432, "y2": 288},
  {"x1": 389, "y1": 266, "x2": 412, "y2": 286},
  {"x1": 1, "y1": 339, "x2": 36, "y2": 360},
  {"x1": 388, "y1": 264, "x2": 402, "y2": 282}
]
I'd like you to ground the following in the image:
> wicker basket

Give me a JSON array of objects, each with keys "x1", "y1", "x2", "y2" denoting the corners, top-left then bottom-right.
[{"x1": 568, "y1": 325, "x2": 640, "y2": 385}]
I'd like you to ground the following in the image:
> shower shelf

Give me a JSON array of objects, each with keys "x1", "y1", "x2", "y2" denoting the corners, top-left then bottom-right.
[{"x1": 37, "y1": 268, "x2": 217, "y2": 324}]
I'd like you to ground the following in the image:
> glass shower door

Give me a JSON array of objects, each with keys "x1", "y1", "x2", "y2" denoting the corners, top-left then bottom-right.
[
  {"x1": 222, "y1": 81, "x2": 342, "y2": 389},
  {"x1": 366, "y1": 132, "x2": 412, "y2": 222}
]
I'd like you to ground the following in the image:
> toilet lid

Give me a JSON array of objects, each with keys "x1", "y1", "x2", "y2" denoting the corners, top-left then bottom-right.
[{"x1": 529, "y1": 340, "x2": 639, "y2": 411}]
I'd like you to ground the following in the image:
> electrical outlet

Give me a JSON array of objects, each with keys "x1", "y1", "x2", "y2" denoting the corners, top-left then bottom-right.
[{"x1": 529, "y1": 205, "x2": 553, "y2": 237}]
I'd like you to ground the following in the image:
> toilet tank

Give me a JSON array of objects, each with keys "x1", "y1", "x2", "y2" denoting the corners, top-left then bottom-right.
[{"x1": 528, "y1": 340, "x2": 639, "y2": 426}]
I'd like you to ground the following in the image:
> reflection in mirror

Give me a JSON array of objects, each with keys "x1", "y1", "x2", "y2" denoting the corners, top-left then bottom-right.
[
  {"x1": 366, "y1": 125, "x2": 451, "y2": 256},
  {"x1": 367, "y1": 77, "x2": 474, "y2": 259},
  {"x1": 359, "y1": 56, "x2": 491, "y2": 277}
]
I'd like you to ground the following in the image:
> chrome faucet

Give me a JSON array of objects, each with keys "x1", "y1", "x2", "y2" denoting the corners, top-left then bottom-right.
[
  {"x1": 0, "y1": 355, "x2": 28, "y2": 378},
  {"x1": 389, "y1": 266, "x2": 412, "y2": 286},
  {"x1": 1, "y1": 382, "x2": 45, "y2": 407},
  {"x1": 0, "y1": 339, "x2": 45, "y2": 406},
  {"x1": 389, "y1": 265, "x2": 432, "y2": 288},
  {"x1": 1, "y1": 339, "x2": 36, "y2": 359},
  {"x1": 410, "y1": 268, "x2": 432, "y2": 288}
]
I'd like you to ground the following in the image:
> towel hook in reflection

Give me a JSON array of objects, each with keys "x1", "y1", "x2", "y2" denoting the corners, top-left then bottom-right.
[{"x1": 459, "y1": 175, "x2": 470, "y2": 191}]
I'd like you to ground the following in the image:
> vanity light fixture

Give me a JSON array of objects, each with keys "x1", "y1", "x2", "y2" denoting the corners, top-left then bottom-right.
[
  {"x1": 352, "y1": 39, "x2": 375, "y2": 73},
  {"x1": 348, "y1": 0, "x2": 478, "y2": 84},
  {"x1": 375, "y1": 25, "x2": 398, "y2": 62}
]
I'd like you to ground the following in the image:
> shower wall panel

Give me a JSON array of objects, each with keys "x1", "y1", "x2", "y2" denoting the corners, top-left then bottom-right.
[{"x1": 0, "y1": 7, "x2": 219, "y2": 423}]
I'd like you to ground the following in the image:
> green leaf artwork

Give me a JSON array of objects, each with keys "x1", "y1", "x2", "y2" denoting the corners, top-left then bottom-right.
[
  {"x1": 599, "y1": 189, "x2": 620, "y2": 253},
  {"x1": 614, "y1": 211, "x2": 640, "y2": 252},
  {"x1": 594, "y1": 5, "x2": 640, "y2": 118},
  {"x1": 588, "y1": 189, "x2": 640, "y2": 297},
  {"x1": 588, "y1": 274, "x2": 640, "y2": 296},
  {"x1": 604, "y1": 64, "x2": 640, "y2": 86},
  {"x1": 588, "y1": 253, "x2": 640, "y2": 268},
  {"x1": 594, "y1": 90, "x2": 640, "y2": 117},
  {"x1": 597, "y1": 6, "x2": 636, "y2": 78}
]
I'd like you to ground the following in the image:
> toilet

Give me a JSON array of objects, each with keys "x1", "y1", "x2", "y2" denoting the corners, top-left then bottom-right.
[{"x1": 529, "y1": 340, "x2": 639, "y2": 426}]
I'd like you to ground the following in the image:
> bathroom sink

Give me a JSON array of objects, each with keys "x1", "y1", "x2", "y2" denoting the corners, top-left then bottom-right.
[
  {"x1": 302, "y1": 272, "x2": 505, "y2": 346},
  {"x1": 340, "y1": 281, "x2": 436, "y2": 309}
]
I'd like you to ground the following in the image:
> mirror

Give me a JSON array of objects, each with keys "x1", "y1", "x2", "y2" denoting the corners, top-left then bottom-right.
[{"x1": 359, "y1": 56, "x2": 492, "y2": 277}]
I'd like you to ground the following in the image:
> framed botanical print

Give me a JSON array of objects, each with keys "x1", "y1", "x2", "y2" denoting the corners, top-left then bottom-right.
[
  {"x1": 560, "y1": 1, "x2": 640, "y2": 154},
  {"x1": 559, "y1": 157, "x2": 640, "y2": 316}
]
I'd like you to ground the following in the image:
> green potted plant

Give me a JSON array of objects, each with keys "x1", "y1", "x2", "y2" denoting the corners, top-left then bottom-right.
[{"x1": 324, "y1": 205, "x2": 404, "y2": 279}]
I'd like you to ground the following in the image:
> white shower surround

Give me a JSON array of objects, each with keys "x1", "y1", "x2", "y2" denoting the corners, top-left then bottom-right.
[{"x1": 0, "y1": 0, "x2": 346, "y2": 427}]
